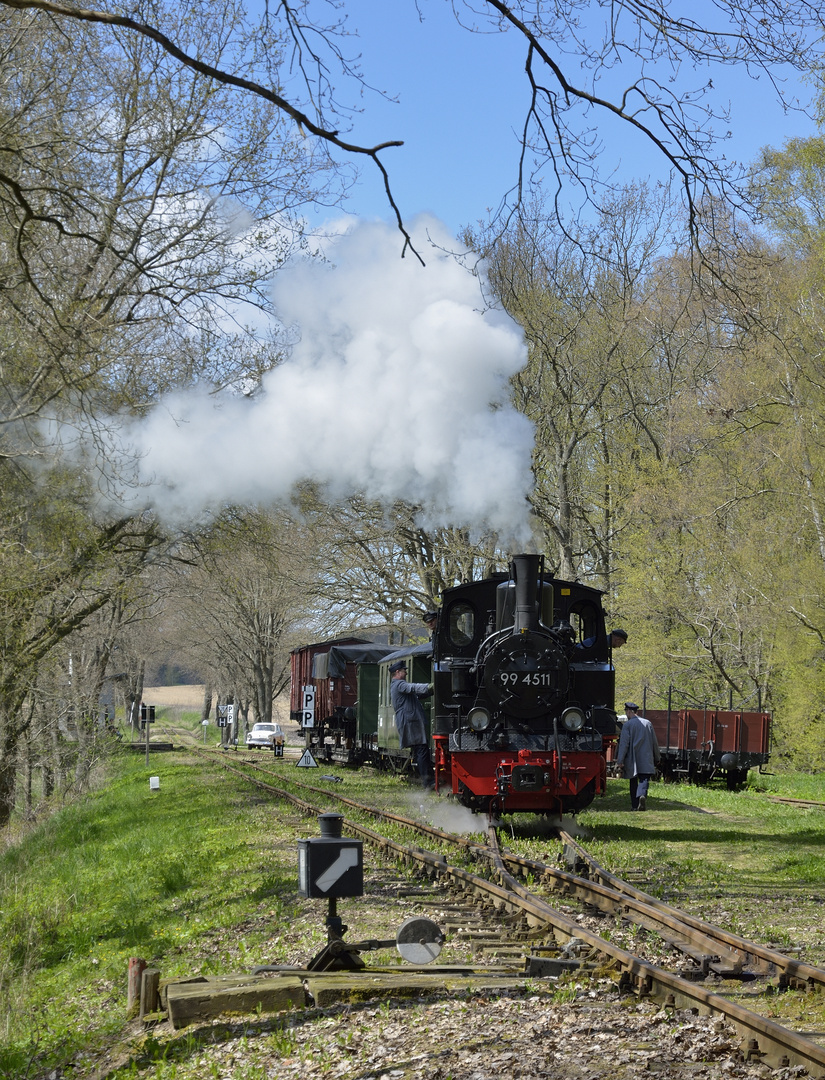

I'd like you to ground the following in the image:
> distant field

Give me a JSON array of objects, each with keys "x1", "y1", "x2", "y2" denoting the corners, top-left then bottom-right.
[
  {"x1": 143, "y1": 684, "x2": 205, "y2": 707},
  {"x1": 142, "y1": 685, "x2": 291, "y2": 725}
]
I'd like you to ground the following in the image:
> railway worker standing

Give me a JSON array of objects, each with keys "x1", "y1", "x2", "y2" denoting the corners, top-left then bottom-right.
[
  {"x1": 389, "y1": 660, "x2": 435, "y2": 788},
  {"x1": 616, "y1": 702, "x2": 661, "y2": 811},
  {"x1": 423, "y1": 610, "x2": 438, "y2": 639}
]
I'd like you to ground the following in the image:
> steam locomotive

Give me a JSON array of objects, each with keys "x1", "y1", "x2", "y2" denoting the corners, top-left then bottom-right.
[{"x1": 291, "y1": 553, "x2": 621, "y2": 817}]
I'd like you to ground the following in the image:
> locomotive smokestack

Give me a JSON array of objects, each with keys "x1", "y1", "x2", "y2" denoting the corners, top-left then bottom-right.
[{"x1": 512, "y1": 553, "x2": 542, "y2": 633}]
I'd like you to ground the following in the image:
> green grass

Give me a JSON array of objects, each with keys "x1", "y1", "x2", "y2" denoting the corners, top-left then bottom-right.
[
  {"x1": 153, "y1": 705, "x2": 204, "y2": 733},
  {"x1": 0, "y1": 751, "x2": 320, "y2": 1079},
  {"x1": 745, "y1": 769, "x2": 825, "y2": 799},
  {"x1": 566, "y1": 771, "x2": 825, "y2": 890}
]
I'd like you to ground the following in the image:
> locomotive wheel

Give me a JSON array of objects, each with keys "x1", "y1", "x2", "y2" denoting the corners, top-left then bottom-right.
[{"x1": 456, "y1": 782, "x2": 488, "y2": 814}]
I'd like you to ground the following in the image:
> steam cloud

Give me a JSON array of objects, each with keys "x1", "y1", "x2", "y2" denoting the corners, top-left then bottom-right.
[{"x1": 101, "y1": 216, "x2": 535, "y2": 538}]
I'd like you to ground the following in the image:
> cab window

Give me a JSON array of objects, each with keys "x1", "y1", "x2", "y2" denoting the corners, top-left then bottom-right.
[
  {"x1": 568, "y1": 601, "x2": 600, "y2": 648},
  {"x1": 448, "y1": 601, "x2": 475, "y2": 647}
]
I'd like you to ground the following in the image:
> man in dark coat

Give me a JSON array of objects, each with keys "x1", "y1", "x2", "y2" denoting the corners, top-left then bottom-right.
[
  {"x1": 616, "y1": 702, "x2": 661, "y2": 811},
  {"x1": 389, "y1": 660, "x2": 434, "y2": 788}
]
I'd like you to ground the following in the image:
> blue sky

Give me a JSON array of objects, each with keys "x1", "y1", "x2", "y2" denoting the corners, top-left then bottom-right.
[{"x1": 292, "y1": 1, "x2": 822, "y2": 237}]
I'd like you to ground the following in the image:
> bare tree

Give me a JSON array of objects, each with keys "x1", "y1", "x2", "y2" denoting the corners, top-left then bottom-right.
[
  {"x1": 468, "y1": 186, "x2": 708, "y2": 584},
  {"x1": 158, "y1": 508, "x2": 316, "y2": 729},
  {"x1": 295, "y1": 489, "x2": 506, "y2": 641},
  {"x1": 2, "y1": 0, "x2": 822, "y2": 257},
  {"x1": 0, "y1": 3, "x2": 329, "y2": 823}
]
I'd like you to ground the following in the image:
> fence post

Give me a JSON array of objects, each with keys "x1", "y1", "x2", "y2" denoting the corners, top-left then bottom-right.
[
  {"x1": 128, "y1": 957, "x2": 147, "y2": 1013},
  {"x1": 140, "y1": 968, "x2": 160, "y2": 1019}
]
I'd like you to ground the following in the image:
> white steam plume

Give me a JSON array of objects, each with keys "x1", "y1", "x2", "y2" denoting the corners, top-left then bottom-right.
[{"x1": 98, "y1": 216, "x2": 535, "y2": 538}]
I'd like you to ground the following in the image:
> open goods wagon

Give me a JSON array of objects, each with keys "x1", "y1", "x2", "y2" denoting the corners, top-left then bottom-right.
[{"x1": 644, "y1": 707, "x2": 771, "y2": 788}]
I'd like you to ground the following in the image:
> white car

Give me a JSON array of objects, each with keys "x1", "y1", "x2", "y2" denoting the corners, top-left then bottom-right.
[{"x1": 245, "y1": 722, "x2": 285, "y2": 750}]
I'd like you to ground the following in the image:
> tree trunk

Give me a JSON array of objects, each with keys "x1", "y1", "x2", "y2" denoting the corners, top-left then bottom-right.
[
  {"x1": 51, "y1": 717, "x2": 65, "y2": 795},
  {"x1": 0, "y1": 720, "x2": 20, "y2": 827},
  {"x1": 24, "y1": 727, "x2": 33, "y2": 818},
  {"x1": 126, "y1": 659, "x2": 145, "y2": 739},
  {"x1": 42, "y1": 758, "x2": 54, "y2": 799}
]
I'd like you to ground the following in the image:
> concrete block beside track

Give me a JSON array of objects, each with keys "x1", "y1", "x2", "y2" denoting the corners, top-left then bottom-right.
[
  {"x1": 162, "y1": 966, "x2": 531, "y2": 1027},
  {"x1": 165, "y1": 974, "x2": 306, "y2": 1028},
  {"x1": 304, "y1": 968, "x2": 527, "y2": 1007}
]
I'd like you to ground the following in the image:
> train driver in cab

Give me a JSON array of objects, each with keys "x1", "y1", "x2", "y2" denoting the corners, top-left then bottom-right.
[{"x1": 578, "y1": 627, "x2": 628, "y2": 651}]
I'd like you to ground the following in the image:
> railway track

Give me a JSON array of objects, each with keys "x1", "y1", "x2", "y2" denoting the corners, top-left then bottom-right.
[
  {"x1": 767, "y1": 796, "x2": 825, "y2": 810},
  {"x1": 173, "y1": 742, "x2": 825, "y2": 1075}
]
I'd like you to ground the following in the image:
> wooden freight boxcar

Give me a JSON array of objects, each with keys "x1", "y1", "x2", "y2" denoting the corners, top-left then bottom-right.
[{"x1": 290, "y1": 638, "x2": 396, "y2": 762}]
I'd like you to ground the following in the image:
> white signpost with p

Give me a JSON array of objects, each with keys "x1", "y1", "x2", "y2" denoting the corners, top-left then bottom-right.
[{"x1": 301, "y1": 686, "x2": 315, "y2": 729}]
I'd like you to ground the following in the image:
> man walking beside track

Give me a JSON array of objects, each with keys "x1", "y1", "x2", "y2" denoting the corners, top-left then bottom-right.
[{"x1": 616, "y1": 702, "x2": 661, "y2": 811}]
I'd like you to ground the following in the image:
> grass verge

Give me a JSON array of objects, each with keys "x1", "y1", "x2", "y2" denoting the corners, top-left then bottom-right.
[{"x1": 0, "y1": 747, "x2": 323, "y2": 1079}]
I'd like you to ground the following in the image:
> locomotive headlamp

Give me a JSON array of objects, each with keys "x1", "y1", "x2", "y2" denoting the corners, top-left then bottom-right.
[
  {"x1": 561, "y1": 707, "x2": 586, "y2": 732},
  {"x1": 468, "y1": 707, "x2": 491, "y2": 732}
]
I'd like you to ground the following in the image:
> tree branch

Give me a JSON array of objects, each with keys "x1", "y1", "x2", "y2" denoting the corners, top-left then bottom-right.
[{"x1": 0, "y1": 0, "x2": 424, "y2": 262}]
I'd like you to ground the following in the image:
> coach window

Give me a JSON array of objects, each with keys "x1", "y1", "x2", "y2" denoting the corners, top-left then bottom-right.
[{"x1": 448, "y1": 602, "x2": 475, "y2": 647}]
